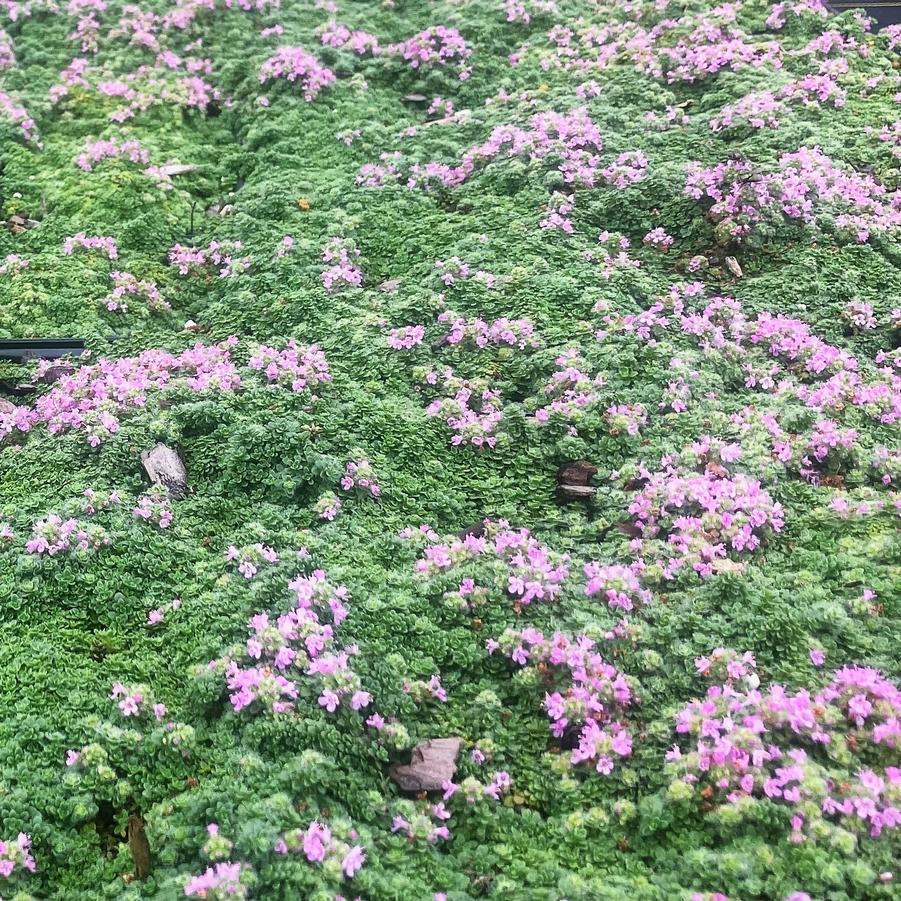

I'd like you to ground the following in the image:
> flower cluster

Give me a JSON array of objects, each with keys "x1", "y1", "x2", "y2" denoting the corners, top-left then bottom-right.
[
  {"x1": 387, "y1": 26, "x2": 471, "y2": 78},
  {"x1": 75, "y1": 137, "x2": 149, "y2": 171},
  {"x1": 52, "y1": 54, "x2": 221, "y2": 122},
  {"x1": 147, "y1": 597, "x2": 182, "y2": 626},
  {"x1": 318, "y1": 20, "x2": 379, "y2": 55},
  {"x1": 247, "y1": 341, "x2": 331, "y2": 396},
  {"x1": 414, "y1": 518, "x2": 570, "y2": 608},
  {"x1": 685, "y1": 148, "x2": 901, "y2": 244},
  {"x1": 709, "y1": 75, "x2": 846, "y2": 134},
  {"x1": 225, "y1": 543, "x2": 279, "y2": 579},
  {"x1": 828, "y1": 493, "x2": 889, "y2": 521},
  {"x1": 340, "y1": 458, "x2": 381, "y2": 497},
  {"x1": 694, "y1": 648, "x2": 759, "y2": 686},
  {"x1": 0, "y1": 90, "x2": 38, "y2": 143},
  {"x1": 185, "y1": 862, "x2": 252, "y2": 899},
  {"x1": 402, "y1": 674, "x2": 448, "y2": 704},
  {"x1": 363, "y1": 107, "x2": 606, "y2": 229},
  {"x1": 437, "y1": 310, "x2": 539, "y2": 350},
  {"x1": 63, "y1": 232, "x2": 118, "y2": 259},
  {"x1": 214, "y1": 569, "x2": 372, "y2": 716},
  {"x1": 627, "y1": 464, "x2": 786, "y2": 580},
  {"x1": 583, "y1": 562, "x2": 651, "y2": 612},
  {"x1": 595, "y1": 295, "x2": 671, "y2": 344},
  {"x1": 434, "y1": 257, "x2": 499, "y2": 288},
  {"x1": 110, "y1": 682, "x2": 167, "y2": 721},
  {"x1": 643, "y1": 227, "x2": 673, "y2": 250},
  {"x1": 599, "y1": 149, "x2": 648, "y2": 187},
  {"x1": 488, "y1": 628, "x2": 635, "y2": 775},
  {"x1": 0, "y1": 254, "x2": 28, "y2": 274},
  {"x1": 872, "y1": 447, "x2": 901, "y2": 486},
  {"x1": 313, "y1": 491, "x2": 342, "y2": 521},
  {"x1": 709, "y1": 90, "x2": 783, "y2": 132},
  {"x1": 132, "y1": 486, "x2": 174, "y2": 528},
  {"x1": 25, "y1": 514, "x2": 111, "y2": 555},
  {"x1": 503, "y1": 0, "x2": 558, "y2": 24},
  {"x1": 422, "y1": 366, "x2": 504, "y2": 448},
  {"x1": 259, "y1": 46, "x2": 336, "y2": 101},
  {"x1": 274, "y1": 819, "x2": 366, "y2": 879},
  {"x1": 841, "y1": 299, "x2": 877, "y2": 331},
  {"x1": 798, "y1": 418, "x2": 858, "y2": 481},
  {"x1": 605, "y1": 403, "x2": 647, "y2": 437},
  {"x1": 391, "y1": 799, "x2": 452, "y2": 844},
  {"x1": 0, "y1": 833, "x2": 36, "y2": 879},
  {"x1": 0, "y1": 339, "x2": 241, "y2": 446},
  {"x1": 0, "y1": 27, "x2": 14, "y2": 70},
  {"x1": 589, "y1": 231, "x2": 642, "y2": 280},
  {"x1": 443, "y1": 771, "x2": 513, "y2": 804},
  {"x1": 387, "y1": 324, "x2": 425, "y2": 350},
  {"x1": 274, "y1": 234, "x2": 293, "y2": 258},
  {"x1": 320, "y1": 236, "x2": 363, "y2": 292},
  {"x1": 660, "y1": 34, "x2": 781, "y2": 84},
  {"x1": 102, "y1": 271, "x2": 168, "y2": 313},
  {"x1": 531, "y1": 350, "x2": 605, "y2": 426},
  {"x1": 81, "y1": 487, "x2": 121, "y2": 515},
  {"x1": 667, "y1": 654, "x2": 901, "y2": 843},
  {"x1": 201, "y1": 823, "x2": 234, "y2": 862},
  {"x1": 169, "y1": 241, "x2": 251, "y2": 278}
]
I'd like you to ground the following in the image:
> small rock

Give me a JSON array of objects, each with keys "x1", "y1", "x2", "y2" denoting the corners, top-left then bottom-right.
[
  {"x1": 150, "y1": 163, "x2": 198, "y2": 178},
  {"x1": 558, "y1": 460, "x2": 597, "y2": 486},
  {"x1": 724, "y1": 256, "x2": 743, "y2": 278},
  {"x1": 141, "y1": 443, "x2": 189, "y2": 499},
  {"x1": 614, "y1": 520, "x2": 643, "y2": 539},
  {"x1": 458, "y1": 518, "x2": 490, "y2": 540},
  {"x1": 559, "y1": 485, "x2": 596, "y2": 499},
  {"x1": 33, "y1": 362, "x2": 75, "y2": 385},
  {"x1": 557, "y1": 460, "x2": 598, "y2": 503},
  {"x1": 6, "y1": 214, "x2": 39, "y2": 234},
  {"x1": 389, "y1": 737, "x2": 462, "y2": 793}
]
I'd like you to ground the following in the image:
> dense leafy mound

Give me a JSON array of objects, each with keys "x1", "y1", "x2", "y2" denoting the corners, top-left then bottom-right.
[{"x1": 0, "y1": 0, "x2": 898, "y2": 898}]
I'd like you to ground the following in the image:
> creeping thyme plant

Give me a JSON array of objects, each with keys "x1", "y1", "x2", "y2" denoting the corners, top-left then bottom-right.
[{"x1": 0, "y1": 0, "x2": 898, "y2": 898}]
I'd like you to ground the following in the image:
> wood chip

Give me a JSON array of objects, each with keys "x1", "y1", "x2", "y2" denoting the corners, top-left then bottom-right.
[
  {"x1": 127, "y1": 814, "x2": 152, "y2": 880},
  {"x1": 389, "y1": 737, "x2": 462, "y2": 792}
]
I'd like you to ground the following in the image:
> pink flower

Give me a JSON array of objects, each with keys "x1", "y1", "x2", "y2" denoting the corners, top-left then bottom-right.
[
  {"x1": 341, "y1": 845, "x2": 365, "y2": 878},
  {"x1": 302, "y1": 822, "x2": 330, "y2": 863}
]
